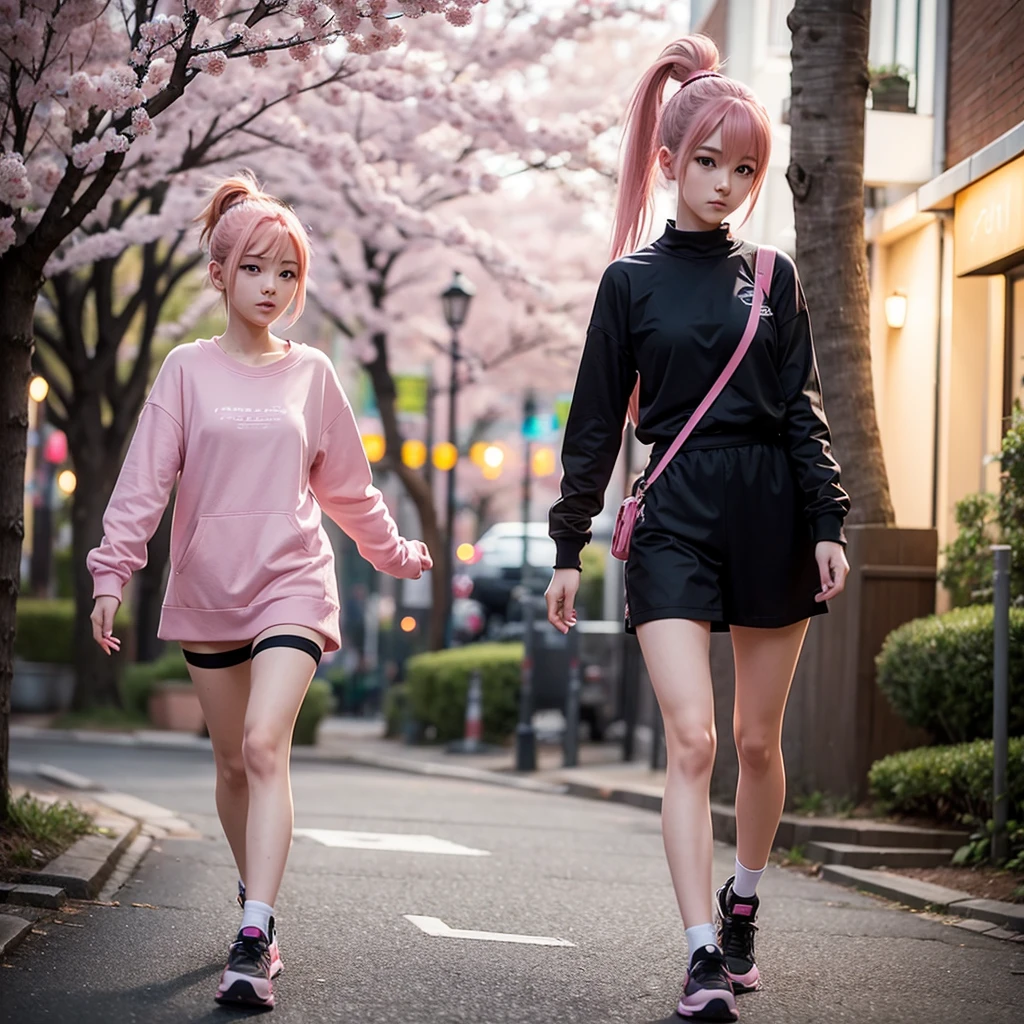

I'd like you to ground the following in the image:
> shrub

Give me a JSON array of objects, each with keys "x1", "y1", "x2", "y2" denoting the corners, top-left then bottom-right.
[
  {"x1": 294, "y1": 680, "x2": 332, "y2": 746},
  {"x1": 940, "y1": 403, "x2": 1024, "y2": 607},
  {"x1": 875, "y1": 605, "x2": 1024, "y2": 743},
  {"x1": 119, "y1": 646, "x2": 190, "y2": 716},
  {"x1": 404, "y1": 642, "x2": 523, "y2": 744},
  {"x1": 579, "y1": 544, "x2": 607, "y2": 620},
  {"x1": 15, "y1": 598, "x2": 132, "y2": 665},
  {"x1": 868, "y1": 737, "x2": 1024, "y2": 823}
]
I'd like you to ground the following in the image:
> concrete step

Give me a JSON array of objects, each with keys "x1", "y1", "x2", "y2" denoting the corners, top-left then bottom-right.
[{"x1": 805, "y1": 841, "x2": 957, "y2": 869}]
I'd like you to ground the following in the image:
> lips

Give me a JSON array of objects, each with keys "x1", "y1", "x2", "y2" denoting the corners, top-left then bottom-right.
[{"x1": 257, "y1": 302, "x2": 276, "y2": 310}]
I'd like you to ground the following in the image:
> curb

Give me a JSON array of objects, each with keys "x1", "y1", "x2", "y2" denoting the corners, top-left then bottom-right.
[
  {"x1": 6, "y1": 809, "x2": 141, "y2": 902},
  {"x1": 821, "y1": 865, "x2": 1024, "y2": 936},
  {"x1": 0, "y1": 913, "x2": 34, "y2": 957}
]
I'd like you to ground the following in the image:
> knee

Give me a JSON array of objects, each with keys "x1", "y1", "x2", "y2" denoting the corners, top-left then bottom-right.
[
  {"x1": 665, "y1": 722, "x2": 717, "y2": 779},
  {"x1": 735, "y1": 728, "x2": 779, "y2": 775},
  {"x1": 242, "y1": 729, "x2": 288, "y2": 781},
  {"x1": 216, "y1": 754, "x2": 248, "y2": 792}
]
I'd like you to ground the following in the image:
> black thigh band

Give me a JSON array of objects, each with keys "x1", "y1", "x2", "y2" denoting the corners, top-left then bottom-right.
[
  {"x1": 251, "y1": 634, "x2": 323, "y2": 665},
  {"x1": 182, "y1": 643, "x2": 253, "y2": 669}
]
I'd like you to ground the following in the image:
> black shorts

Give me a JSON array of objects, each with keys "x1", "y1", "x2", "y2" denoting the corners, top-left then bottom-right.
[{"x1": 624, "y1": 435, "x2": 827, "y2": 633}]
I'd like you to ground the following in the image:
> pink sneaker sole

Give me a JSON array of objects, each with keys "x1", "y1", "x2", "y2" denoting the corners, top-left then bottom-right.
[
  {"x1": 270, "y1": 939, "x2": 283, "y2": 979},
  {"x1": 215, "y1": 970, "x2": 274, "y2": 1008}
]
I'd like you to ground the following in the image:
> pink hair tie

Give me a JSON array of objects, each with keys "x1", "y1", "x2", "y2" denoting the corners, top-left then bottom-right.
[{"x1": 682, "y1": 71, "x2": 722, "y2": 87}]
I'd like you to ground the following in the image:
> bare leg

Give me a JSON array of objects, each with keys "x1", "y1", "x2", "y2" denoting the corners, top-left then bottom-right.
[
  {"x1": 635, "y1": 618, "x2": 716, "y2": 930},
  {"x1": 184, "y1": 642, "x2": 252, "y2": 883},
  {"x1": 242, "y1": 624, "x2": 324, "y2": 908},
  {"x1": 731, "y1": 620, "x2": 809, "y2": 871}
]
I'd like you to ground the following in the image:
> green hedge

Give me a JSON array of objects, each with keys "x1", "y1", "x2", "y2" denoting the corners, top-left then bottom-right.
[
  {"x1": 294, "y1": 680, "x2": 332, "y2": 746},
  {"x1": 405, "y1": 643, "x2": 523, "y2": 744},
  {"x1": 869, "y1": 738, "x2": 1024, "y2": 822},
  {"x1": 15, "y1": 598, "x2": 132, "y2": 665},
  {"x1": 876, "y1": 605, "x2": 1024, "y2": 743},
  {"x1": 119, "y1": 647, "x2": 190, "y2": 716}
]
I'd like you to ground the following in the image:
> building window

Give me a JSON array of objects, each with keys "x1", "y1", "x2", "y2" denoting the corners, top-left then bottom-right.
[
  {"x1": 768, "y1": 0, "x2": 794, "y2": 53},
  {"x1": 1006, "y1": 270, "x2": 1024, "y2": 419}
]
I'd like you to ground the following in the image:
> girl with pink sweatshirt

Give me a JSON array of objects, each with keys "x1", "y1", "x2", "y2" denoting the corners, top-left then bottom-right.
[{"x1": 87, "y1": 172, "x2": 431, "y2": 1010}]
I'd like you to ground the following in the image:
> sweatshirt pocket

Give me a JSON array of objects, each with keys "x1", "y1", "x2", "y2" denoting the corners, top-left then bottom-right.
[{"x1": 173, "y1": 512, "x2": 311, "y2": 610}]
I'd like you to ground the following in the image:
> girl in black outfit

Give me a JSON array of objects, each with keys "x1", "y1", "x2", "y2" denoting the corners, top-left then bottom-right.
[{"x1": 546, "y1": 36, "x2": 850, "y2": 1022}]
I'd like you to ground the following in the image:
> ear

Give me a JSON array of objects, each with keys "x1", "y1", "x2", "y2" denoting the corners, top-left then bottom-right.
[
  {"x1": 657, "y1": 145, "x2": 677, "y2": 181},
  {"x1": 209, "y1": 260, "x2": 226, "y2": 292}
]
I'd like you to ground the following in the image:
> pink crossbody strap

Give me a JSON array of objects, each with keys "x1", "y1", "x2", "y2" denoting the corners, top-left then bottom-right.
[{"x1": 639, "y1": 245, "x2": 776, "y2": 495}]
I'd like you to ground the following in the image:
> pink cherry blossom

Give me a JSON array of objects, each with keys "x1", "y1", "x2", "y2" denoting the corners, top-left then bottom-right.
[
  {"x1": 194, "y1": 0, "x2": 222, "y2": 19},
  {"x1": 0, "y1": 154, "x2": 32, "y2": 209}
]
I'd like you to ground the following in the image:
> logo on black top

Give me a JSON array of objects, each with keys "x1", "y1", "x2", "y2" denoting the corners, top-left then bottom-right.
[{"x1": 736, "y1": 264, "x2": 773, "y2": 318}]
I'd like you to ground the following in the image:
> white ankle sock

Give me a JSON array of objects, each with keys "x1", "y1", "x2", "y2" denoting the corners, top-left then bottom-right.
[
  {"x1": 685, "y1": 923, "x2": 719, "y2": 965},
  {"x1": 732, "y1": 858, "x2": 766, "y2": 899},
  {"x1": 240, "y1": 899, "x2": 273, "y2": 939}
]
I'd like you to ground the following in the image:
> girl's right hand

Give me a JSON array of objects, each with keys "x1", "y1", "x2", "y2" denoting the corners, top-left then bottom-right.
[
  {"x1": 90, "y1": 596, "x2": 122, "y2": 656},
  {"x1": 545, "y1": 568, "x2": 580, "y2": 635}
]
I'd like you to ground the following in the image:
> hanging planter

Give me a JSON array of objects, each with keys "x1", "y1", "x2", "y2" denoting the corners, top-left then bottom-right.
[{"x1": 869, "y1": 65, "x2": 914, "y2": 113}]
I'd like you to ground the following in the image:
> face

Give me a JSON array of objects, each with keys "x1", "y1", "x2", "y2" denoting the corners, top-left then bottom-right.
[
  {"x1": 209, "y1": 234, "x2": 301, "y2": 328},
  {"x1": 659, "y1": 124, "x2": 758, "y2": 231}
]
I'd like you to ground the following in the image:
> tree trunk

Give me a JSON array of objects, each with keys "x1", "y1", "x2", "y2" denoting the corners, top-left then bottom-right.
[
  {"x1": 0, "y1": 257, "x2": 42, "y2": 823},
  {"x1": 68, "y1": 434, "x2": 120, "y2": 709},
  {"x1": 787, "y1": 0, "x2": 895, "y2": 526},
  {"x1": 135, "y1": 499, "x2": 173, "y2": 662}
]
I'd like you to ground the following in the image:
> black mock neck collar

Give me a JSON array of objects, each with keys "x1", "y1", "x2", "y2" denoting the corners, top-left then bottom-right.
[{"x1": 653, "y1": 220, "x2": 735, "y2": 259}]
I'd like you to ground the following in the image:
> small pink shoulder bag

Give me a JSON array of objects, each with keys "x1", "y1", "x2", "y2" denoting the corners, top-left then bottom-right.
[{"x1": 611, "y1": 246, "x2": 776, "y2": 561}]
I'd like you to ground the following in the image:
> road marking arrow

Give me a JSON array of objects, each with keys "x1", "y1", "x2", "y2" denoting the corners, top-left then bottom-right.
[
  {"x1": 404, "y1": 915, "x2": 575, "y2": 947},
  {"x1": 293, "y1": 829, "x2": 489, "y2": 857}
]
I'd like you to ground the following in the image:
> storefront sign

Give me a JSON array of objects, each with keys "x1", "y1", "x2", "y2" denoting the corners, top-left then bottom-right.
[{"x1": 954, "y1": 152, "x2": 1024, "y2": 276}]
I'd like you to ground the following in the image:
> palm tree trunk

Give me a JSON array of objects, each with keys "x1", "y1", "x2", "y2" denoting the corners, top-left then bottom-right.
[{"x1": 787, "y1": 0, "x2": 895, "y2": 526}]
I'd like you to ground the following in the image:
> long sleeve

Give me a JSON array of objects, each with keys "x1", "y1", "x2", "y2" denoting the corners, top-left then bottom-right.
[
  {"x1": 771, "y1": 255, "x2": 851, "y2": 543},
  {"x1": 310, "y1": 383, "x2": 424, "y2": 580},
  {"x1": 87, "y1": 401, "x2": 184, "y2": 603},
  {"x1": 549, "y1": 263, "x2": 637, "y2": 570}
]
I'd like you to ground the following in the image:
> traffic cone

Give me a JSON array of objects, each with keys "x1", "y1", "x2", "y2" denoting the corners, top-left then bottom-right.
[{"x1": 447, "y1": 669, "x2": 495, "y2": 754}]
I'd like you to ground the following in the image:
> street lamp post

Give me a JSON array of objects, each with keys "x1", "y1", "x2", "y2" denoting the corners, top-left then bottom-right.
[
  {"x1": 521, "y1": 391, "x2": 537, "y2": 590},
  {"x1": 440, "y1": 270, "x2": 475, "y2": 647}
]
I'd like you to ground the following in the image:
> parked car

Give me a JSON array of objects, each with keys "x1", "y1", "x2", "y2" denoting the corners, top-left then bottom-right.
[{"x1": 458, "y1": 521, "x2": 555, "y2": 633}]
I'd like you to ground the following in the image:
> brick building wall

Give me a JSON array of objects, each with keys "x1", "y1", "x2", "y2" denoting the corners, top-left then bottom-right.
[{"x1": 946, "y1": 0, "x2": 1024, "y2": 166}]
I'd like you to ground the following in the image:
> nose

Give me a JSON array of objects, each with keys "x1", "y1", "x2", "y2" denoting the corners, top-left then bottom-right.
[
  {"x1": 715, "y1": 176, "x2": 731, "y2": 195},
  {"x1": 262, "y1": 279, "x2": 276, "y2": 295}
]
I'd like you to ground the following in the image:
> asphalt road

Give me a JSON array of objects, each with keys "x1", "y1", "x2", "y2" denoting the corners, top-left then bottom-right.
[{"x1": 3, "y1": 736, "x2": 1022, "y2": 1023}]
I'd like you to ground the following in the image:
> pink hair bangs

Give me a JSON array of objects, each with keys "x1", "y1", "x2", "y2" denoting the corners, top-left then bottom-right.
[
  {"x1": 670, "y1": 94, "x2": 772, "y2": 227},
  {"x1": 215, "y1": 203, "x2": 311, "y2": 327}
]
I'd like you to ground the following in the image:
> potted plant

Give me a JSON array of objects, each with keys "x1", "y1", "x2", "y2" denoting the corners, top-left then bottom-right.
[{"x1": 869, "y1": 64, "x2": 914, "y2": 113}]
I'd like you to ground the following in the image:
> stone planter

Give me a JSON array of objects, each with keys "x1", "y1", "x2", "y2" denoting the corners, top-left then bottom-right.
[
  {"x1": 871, "y1": 78, "x2": 913, "y2": 113},
  {"x1": 12, "y1": 658, "x2": 76, "y2": 713},
  {"x1": 148, "y1": 681, "x2": 206, "y2": 733}
]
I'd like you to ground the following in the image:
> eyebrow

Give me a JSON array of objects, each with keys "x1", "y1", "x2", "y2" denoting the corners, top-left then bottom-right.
[
  {"x1": 243, "y1": 254, "x2": 299, "y2": 264},
  {"x1": 695, "y1": 146, "x2": 757, "y2": 162}
]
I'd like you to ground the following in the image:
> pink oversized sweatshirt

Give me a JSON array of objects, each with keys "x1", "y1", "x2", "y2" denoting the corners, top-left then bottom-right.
[{"x1": 87, "y1": 338, "x2": 425, "y2": 652}]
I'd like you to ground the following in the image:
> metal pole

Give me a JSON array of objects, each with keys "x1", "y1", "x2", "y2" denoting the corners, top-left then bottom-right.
[
  {"x1": 563, "y1": 624, "x2": 581, "y2": 768},
  {"x1": 621, "y1": 634, "x2": 640, "y2": 763},
  {"x1": 444, "y1": 331, "x2": 459, "y2": 648},
  {"x1": 516, "y1": 593, "x2": 537, "y2": 771},
  {"x1": 650, "y1": 692, "x2": 665, "y2": 771},
  {"x1": 521, "y1": 391, "x2": 536, "y2": 592},
  {"x1": 992, "y1": 544, "x2": 1011, "y2": 863}
]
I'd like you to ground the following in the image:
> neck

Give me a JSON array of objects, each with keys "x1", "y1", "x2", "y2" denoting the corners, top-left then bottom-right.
[
  {"x1": 674, "y1": 201, "x2": 726, "y2": 233},
  {"x1": 219, "y1": 312, "x2": 278, "y2": 355}
]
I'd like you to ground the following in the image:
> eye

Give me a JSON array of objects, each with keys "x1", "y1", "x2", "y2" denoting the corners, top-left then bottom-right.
[
  {"x1": 736, "y1": 164, "x2": 756, "y2": 177},
  {"x1": 696, "y1": 156, "x2": 715, "y2": 168},
  {"x1": 241, "y1": 263, "x2": 260, "y2": 273},
  {"x1": 280, "y1": 270, "x2": 296, "y2": 280}
]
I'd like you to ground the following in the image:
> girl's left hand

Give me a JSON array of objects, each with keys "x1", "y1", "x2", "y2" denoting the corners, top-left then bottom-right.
[{"x1": 814, "y1": 541, "x2": 849, "y2": 603}]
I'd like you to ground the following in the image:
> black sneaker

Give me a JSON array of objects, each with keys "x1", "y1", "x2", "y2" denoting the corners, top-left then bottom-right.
[
  {"x1": 215, "y1": 925, "x2": 274, "y2": 1008},
  {"x1": 677, "y1": 944, "x2": 738, "y2": 1021},
  {"x1": 237, "y1": 884, "x2": 283, "y2": 978},
  {"x1": 716, "y1": 877, "x2": 760, "y2": 992}
]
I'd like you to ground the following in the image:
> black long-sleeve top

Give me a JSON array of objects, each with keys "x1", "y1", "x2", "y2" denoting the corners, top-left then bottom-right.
[{"x1": 549, "y1": 221, "x2": 851, "y2": 571}]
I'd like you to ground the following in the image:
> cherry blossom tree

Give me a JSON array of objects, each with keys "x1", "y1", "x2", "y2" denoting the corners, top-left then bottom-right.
[{"x1": 0, "y1": 0, "x2": 488, "y2": 822}]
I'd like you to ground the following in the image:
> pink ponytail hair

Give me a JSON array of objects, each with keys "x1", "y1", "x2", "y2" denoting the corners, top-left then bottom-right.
[
  {"x1": 614, "y1": 35, "x2": 772, "y2": 426},
  {"x1": 196, "y1": 170, "x2": 312, "y2": 328}
]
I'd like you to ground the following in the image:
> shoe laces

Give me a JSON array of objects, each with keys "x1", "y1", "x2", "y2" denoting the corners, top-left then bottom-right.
[{"x1": 720, "y1": 909, "x2": 757, "y2": 961}]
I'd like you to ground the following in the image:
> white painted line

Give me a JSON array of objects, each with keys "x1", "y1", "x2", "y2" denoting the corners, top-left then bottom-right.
[
  {"x1": 294, "y1": 829, "x2": 490, "y2": 857},
  {"x1": 404, "y1": 915, "x2": 575, "y2": 947}
]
